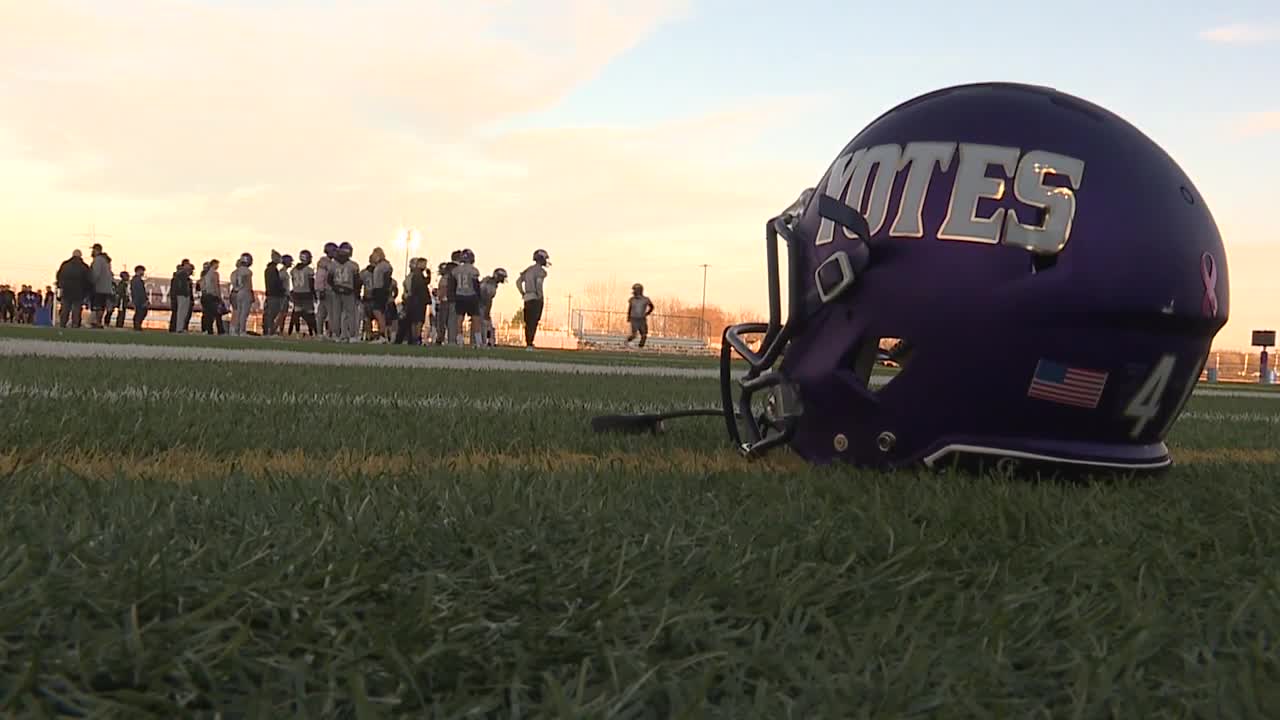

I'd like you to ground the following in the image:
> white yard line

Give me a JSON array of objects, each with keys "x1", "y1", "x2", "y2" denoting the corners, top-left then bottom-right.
[
  {"x1": 1180, "y1": 410, "x2": 1280, "y2": 425},
  {"x1": 1, "y1": 337, "x2": 1278, "y2": 400},
  {"x1": 1188, "y1": 388, "x2": 1280, "y2": 400},
  {"x1": 0, "y1": 337, "x2": 731, "y2": 379}
]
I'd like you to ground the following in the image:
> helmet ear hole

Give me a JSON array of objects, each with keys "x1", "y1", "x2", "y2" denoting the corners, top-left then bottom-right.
[
  {"x1": 879, "y1": 337, "x2": 914, "y2": 365},
  {"x1": 842, "y1": 336, "x2": 915, "y2": 392}
]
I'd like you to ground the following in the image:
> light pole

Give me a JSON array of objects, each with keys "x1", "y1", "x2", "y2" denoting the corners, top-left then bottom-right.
[
  {"x1": 698, "y1": 263, "x2": 710, "y2": 338},
  {"x1": 394, "y1": 227, "x2": 421, "y2": 277},
  {"x1": 75, "y1": 223, "x2": 115, "y2": 269}
]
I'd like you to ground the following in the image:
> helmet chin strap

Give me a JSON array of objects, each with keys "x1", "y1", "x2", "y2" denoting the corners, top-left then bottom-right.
[{"x1": 590, "y1": 408, "x2": 726, "y2": 435}]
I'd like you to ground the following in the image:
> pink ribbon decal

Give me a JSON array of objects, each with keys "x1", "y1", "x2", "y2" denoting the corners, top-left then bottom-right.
[{"x1": 1201, "y1": 252, "x2": 1219, "y2": 318}]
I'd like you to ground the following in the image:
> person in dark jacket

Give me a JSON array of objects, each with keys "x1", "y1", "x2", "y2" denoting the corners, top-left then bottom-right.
[
  {"x1": 396, "y1": 257, "x2": 431, "y2": 345},
  {"x1": 0, "y1": 285, "x2": 14, "y2": 323},
  {"x1": 273, "y1": 254, "x2": 293, "y2": 335},
  {"x1": 263, "y1": 251, "x2": 287, "y2": 336},
  {"x1": 177, "y1": 258, "x2": 194, "y2": 333},
  {"x1": 168, "y1": 266, "x2": 181, "y2": 332},
  {"x1": 55, "y1": 249, "x2": 92, "y2": 328},
  {"x1": 169, "y1": 260, "x2": 194, "y2": 332},
  {"x1": 130, "y1": 266, "x2": 149, "y2": 331},
  {"x1": 199, "y1": 259, "x2": 225, "y2": 335},
  {"x1": 106, "y1": 271, "x2": 130, "y2": 328},
  {"x1": 17, "y1": 285, "x2": 37, "y2": 324}
]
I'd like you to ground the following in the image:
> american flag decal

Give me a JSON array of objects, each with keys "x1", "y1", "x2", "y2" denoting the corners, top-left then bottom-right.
[{"x1": 1026, "y1": 359, "x2": 1108, "y2": 409}]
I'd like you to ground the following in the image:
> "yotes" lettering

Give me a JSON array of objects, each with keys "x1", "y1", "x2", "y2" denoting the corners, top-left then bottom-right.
[{"x1": 815, "y1": 142, "x2": 1085, "y2": 256}]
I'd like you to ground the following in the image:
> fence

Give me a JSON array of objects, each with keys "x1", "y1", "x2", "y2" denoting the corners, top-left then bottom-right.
[
  {"x1": 569, "y1": 309, "x2": 707, "y2": 340},
  {"x1": 1204, "y1": 350, "x2": 1277, "y2": 383}
]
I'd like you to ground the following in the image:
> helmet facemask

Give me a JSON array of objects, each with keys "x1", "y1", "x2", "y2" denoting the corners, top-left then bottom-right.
[{"x1": 720, "y1": 188, "x2": 871, "y2": 459}]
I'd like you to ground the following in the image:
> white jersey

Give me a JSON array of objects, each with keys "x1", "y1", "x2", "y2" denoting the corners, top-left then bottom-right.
[
  {"x1": 628, "y1": 295, "x2": 653, "y2": 320},
  {"x1": 329, "y1": 260, "x2": 358, "y2": 292},
  {"x1": 230, "y1": 266, "x2": 253, "y2": 294},
  {"x1": 453, "y1": 262, "x2": 480, "y2": 297},
  {"x1": 479, "y1": 277, "x2": 499, "y2": 312},
  {"x1": 290, "y1": 265, "x2": 315, "y2": 294},
  {"x1": 200, "y1": 269, "x2": 221, "y2": 297},
  {"x1": 516, "y1": 264, "x2": 546, "y2": 302},
  {"x1": 314, "y1": 257, "x2": 332, "y2": 292}
]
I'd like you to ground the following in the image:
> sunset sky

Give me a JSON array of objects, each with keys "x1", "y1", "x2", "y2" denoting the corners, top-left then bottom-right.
[{"x1": 1, "y1": 0, "x2": 1276, "y2": 349}]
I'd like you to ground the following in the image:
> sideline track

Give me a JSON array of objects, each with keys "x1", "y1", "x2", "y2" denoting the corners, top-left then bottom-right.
[{"x1": 0, "y1": 337, "x2": 1277, "y2": 399}]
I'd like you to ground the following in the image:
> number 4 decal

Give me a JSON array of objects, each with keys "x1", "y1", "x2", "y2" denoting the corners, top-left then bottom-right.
[
  {"x1": 1123, "y1": 354, "x2": 1201, "y2": 439},
  {"x1": 1123, "y1": 355, "x2": 1176, "y2": 438}
]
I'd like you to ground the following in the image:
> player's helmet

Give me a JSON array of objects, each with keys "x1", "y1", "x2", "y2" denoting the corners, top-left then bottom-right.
[
  {"x1": 633, "y1": 283, "x2": 644, "y2": 295},
  {"x1": 299, "y1": 250, "x2": 312, "y2": 264},
  {"x1": 494, "y1": 268, "x2": 508, "y2": 283},
  {"x1": 720, "y1": 82, "x2": 1228, "y2": 475},
  {"x1": 460, "y1": 248, "x2": 475, "y2": 264},
  {"x1": 240, "y1": 252, "x2": 253, "y2": 267},
  {"x1": 533, "y1": 249, "x2": 551, "y2": 266}
]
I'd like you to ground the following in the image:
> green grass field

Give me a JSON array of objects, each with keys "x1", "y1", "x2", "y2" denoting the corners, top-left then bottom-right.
[{"x1": 1, "y1": 326, "x2": 1277, "y2": 718}]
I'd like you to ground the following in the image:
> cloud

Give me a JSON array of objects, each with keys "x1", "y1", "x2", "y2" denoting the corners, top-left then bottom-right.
[
  {"x1": 228, "y1": 184, "x2": 276, "y2": 202},
  {"x1": 1228, "y1": 111, "x2": 1280, "y2": 139},
  {"x1": 0, "y1": 0, "x2": 691, "y2": 195},
  {"x1": 0, "y1": 0, "x2": 820, "y2": 319},
  {"x1": 1199, "y1": 23, "x2": 1279, "y2": 45}
]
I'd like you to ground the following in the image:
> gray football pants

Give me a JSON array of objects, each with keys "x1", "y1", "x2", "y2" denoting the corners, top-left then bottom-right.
[
  {"x1": 315, "y1": 291, "x2": 328, "y2": 336},
  {"x1": 174, "y1": 295, "x2": 191, "y2": 332},
  {"x1": 232, "y1": 289, "x2": 252, "y2": 335},
  {"x1": 337, "y1": 293, "x2": 359, "y2": 340}
]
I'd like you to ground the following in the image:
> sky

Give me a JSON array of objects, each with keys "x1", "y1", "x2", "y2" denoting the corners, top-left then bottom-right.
[{"x1": 1, "y1": 0, "x2": 1277, "y2": 349}]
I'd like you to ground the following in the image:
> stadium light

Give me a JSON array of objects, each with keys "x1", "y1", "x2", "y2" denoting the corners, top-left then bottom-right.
[{"x1": 394, "y1": 227, "x2": 422, "y2": 277}]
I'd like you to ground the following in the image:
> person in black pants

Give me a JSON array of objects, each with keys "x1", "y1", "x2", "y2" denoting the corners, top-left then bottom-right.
[
  {"x1": 515, "y1": 249, "x2": 550, "y2": 350},
  {"x1": 396, "y1": 258, "x2": 430, "y2": 345},
  {"x1": 199, "y1": 259, "x2": 225, "y2": 335},
  {"x1": 130, "y1": 266, "x2": 149, "y2": 331},
  {"x1": 54, "y1": 250, "x2": 91, "y2": 328}
]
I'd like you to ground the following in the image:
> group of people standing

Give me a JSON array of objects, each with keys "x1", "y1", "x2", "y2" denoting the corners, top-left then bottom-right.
[
  {"x1": 190, "y1": 244, "x2": 553, "y2": 348},
  {"x1": 0, "y1": 284, "x2": 51, "y2": 324},
  {"x1": 47, "y1": 241, "x2": 556, "y2": 348},
  {"x1": 53, "y1": 243, "x2": 155, "y2": 330}
]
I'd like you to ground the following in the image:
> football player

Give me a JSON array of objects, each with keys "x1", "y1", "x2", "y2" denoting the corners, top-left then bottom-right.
[{"x1": 625, "y1": 283, "x2": 654, "y2": 349}]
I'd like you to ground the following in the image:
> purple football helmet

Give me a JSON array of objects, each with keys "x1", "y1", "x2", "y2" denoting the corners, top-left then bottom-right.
[{"x1": 719, "y1": 82, "x2": 1229, "y2": 474}]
